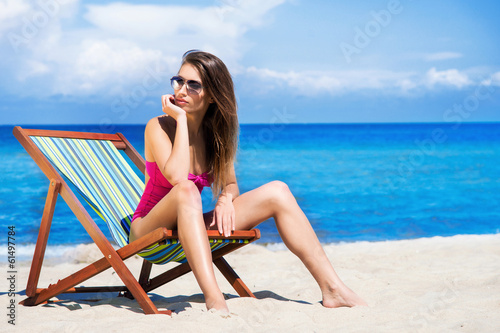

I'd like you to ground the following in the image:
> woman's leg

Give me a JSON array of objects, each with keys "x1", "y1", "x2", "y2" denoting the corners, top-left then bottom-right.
[
  {"x1": 231, "y1": 181, "x2": 367, "y2": 308},
  {"x1": 130, "y1": 180, "x2": 228, "y2": 312}
]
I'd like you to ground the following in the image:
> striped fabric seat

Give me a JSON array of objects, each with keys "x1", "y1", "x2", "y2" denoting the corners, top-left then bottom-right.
[{"x1": 30, "y1": 136, "x2": 247, "y2": 264}]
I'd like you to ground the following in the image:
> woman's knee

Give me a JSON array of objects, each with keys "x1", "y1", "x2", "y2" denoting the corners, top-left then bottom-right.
[
  {"x1": 172, "y1": 180, "x2": 202, "y2": 207},
  {"x1": 265, "y1": 180, "x2": 293, "y2": 205}
]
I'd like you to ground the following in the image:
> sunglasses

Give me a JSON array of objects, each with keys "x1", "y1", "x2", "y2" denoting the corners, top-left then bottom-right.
[{"x1": 170, "y1": 76, "x2": 203, "y2": 95}]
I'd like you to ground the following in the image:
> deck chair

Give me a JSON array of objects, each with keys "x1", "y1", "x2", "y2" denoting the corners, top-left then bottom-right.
[{"x1": 13, "y1": 126, "x2": 260, "y2": 315}]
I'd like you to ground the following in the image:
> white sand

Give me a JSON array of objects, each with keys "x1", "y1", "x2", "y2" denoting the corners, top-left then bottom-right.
[{"x1": 2, "y1": 234, "x2": 499, "y2": 332}]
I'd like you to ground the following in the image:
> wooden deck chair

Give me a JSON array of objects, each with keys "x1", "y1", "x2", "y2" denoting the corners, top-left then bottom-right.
[{"x1": 13, "y1": 126, "x2": 260, "y2": 315}]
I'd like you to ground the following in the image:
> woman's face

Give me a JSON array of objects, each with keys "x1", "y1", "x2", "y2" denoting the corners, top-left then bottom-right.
[{"x1": 174, "y1": 63, "x2": 212, "y2": 115}]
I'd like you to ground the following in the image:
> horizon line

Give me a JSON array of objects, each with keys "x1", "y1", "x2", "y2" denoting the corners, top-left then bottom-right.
[{"x1": 2, "y1": 120, "x2": 500, "y2": 128}]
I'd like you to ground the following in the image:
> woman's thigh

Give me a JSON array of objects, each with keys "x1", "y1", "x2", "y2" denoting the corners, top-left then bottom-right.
[
  {"x1": 203, "y1": 185, "x2": 274, "y2": 233},
  {"x1": 130, "y1": 181, "x2": 202, "y2": 241},
  {"x1": 232, "y1": 181, "x2": 291, "y2": 230}
]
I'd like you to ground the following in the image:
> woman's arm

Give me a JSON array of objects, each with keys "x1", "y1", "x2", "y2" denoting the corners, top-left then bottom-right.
[
  {"x1": 211, "y1": 163, "x2": 239, "y2": 237},
  {"x1": 219, "y1": 164, "x2": 239, "y2": 202},
  {"x1": 144, "y1": 95, "x2": 190, "y2": 185}
]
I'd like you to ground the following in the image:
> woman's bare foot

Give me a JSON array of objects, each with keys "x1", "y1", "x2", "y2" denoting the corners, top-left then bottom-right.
[
  {"x1": 206, "y1": 295, "x2": 230, "y2": 314},
  {"x1": 321, "y1": 284, "x2": 367, "y2": 308}
]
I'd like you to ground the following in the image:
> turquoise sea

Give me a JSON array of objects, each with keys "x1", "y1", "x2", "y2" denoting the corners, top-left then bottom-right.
[{"x1": 1, "y1": 123, "x2": 499, "y2": 260}]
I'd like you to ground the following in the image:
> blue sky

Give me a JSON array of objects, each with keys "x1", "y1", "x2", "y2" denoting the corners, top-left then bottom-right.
[{"x1": 0, "y1": 0, "x2": 499, "y2": 125}]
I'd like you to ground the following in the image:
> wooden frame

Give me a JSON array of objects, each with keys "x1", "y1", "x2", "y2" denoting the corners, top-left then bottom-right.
[{"x1": 13, "y1": 126, "x2": 260, "y2": 315}]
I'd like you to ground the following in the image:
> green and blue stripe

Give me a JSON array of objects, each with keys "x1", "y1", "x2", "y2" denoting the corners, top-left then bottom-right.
[{"x1": 30, "y1": 136, "x2": 245, "y2": 265}]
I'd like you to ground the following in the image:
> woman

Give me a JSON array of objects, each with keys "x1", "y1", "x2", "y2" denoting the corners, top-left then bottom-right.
[{"x1": 129, "y1": 50, "x2": 367, "y2": 313}]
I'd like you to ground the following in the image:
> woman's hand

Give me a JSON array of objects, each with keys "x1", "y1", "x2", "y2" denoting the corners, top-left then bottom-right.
[
  {"x1": 210, "y1": 194, "x2": 235, "y2": 237},
  {"x1": 162, "y1": 94, "x2": 186, "y2": 120}
]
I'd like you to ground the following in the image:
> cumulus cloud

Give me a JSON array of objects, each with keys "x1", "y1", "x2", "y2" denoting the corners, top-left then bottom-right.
[
  {"x1": 0, "y1": 0, "x2": 32, "y2": 36},
  {"x1": 0, "y1": 1, "x2": 495, "y2": 101},
  {"x1": 0, "y1": 0, "x2": 78, "y2": 38},
  {"x1": 0, "y1": 0, "x2": 285, "y2": 97},
  {"x1": 84, "y1": 0, "x2": 285, "y2": 42},
  {"x1": 17, "y1": 59, "x2": 50, "y2": 81},
  {"x1": 481, "y1": 71, "x2": 500, "y2": 86},
  {"x1": 57, "y1": 39, "x2": 175, "y2": 96},
  {"x1": 424, "y1": 67, "x2": 471, "y2": 89},
  {"x1": 246, "y1": 66, "x2": 479, "y2": 95},
  {"x1": 247, "y1": 67, "x2": 341, "y2": 94}
]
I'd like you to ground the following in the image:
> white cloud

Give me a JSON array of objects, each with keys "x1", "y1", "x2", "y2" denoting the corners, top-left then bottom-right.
[
  {"x1": 424, "y1": 67, "x2": 471, "y2": 89},
  {"x1": 84, "y1": 4, "x2": 234, "y2": 41},
  {"x1": 0, "y1": 0, "x2": 79, "y2": 37},
  {"x1": 81, "y1": 0, "x2": 285, "y2": 74},
  {"x1": 246, "y1": 66, "x2": 485, "y2": 95},
  {"x1": 17, "y1": 59, "x2": 50, "y2": 81},
  {"x1": 0, "y1": 0, "x2": 30, "y2": 21},
  {"x1": 0, "y1": 0, "x2": 285, "y2": 97},
  {"x1": 84, "y1": 0, "x2": 285, "y2": 42},
  {"x1": 63, "y1": 39, "x2": 170, "y2": 95},
  {"x1": 424, "y1": 52, "x2": 463, "y2": 61},
  {"x1": 247, "y1": 67, "x2": 419, "y2": 94},
  {"x1": 0, "y1": 1, "x2": 495, "y2": 101},
  {"x1": 481, "y1": 71, "x2": 500, "y2": 86},
  {"x1": 0, "y1": 0, "x2": 31, "y2": 36}
]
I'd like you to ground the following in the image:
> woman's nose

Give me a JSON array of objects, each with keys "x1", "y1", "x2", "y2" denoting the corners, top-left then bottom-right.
[{"x1": 178, "y1": 82, "x2": 188, "y2": 95}]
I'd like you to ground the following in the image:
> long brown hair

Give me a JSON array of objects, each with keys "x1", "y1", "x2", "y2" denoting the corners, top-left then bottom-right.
[{"x1": 181, "y1": 50, "x2": 239, "y2": 196}]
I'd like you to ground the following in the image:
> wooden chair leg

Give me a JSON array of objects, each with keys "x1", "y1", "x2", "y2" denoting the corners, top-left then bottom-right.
[
  {"x1": 142, "y1": 261, "x2": 193, "y2": 294},
  {"x1": 138, "y1": 259, "x2": 153, "y2": 286},
  {"x1": 22, "y1": 230, "x2": 173, "y2": 315},
  {"x1": 138, "y1": 243, "x2": 258, "y2": 297},
  {"x1": 105, "y1": 255, "x2": 166, "y2": 315},
  {"x1": 123, "y1": 259, "x2": 153, "y2": 299},
  {"x1": 26, "y1": 180, "x2": 60, "y2": 297},
  {"x1": 214, "y1": 257, "x2": 255, "y2": 298}
]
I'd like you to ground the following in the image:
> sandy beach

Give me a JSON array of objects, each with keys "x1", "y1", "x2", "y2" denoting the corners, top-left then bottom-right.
[{"x1": 2, "y1": 234, "x2": 499, "y2": 332}]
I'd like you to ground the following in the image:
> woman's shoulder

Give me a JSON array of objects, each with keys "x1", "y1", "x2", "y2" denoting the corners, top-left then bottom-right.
[
  {"x1": 146, "y1": 115, "x2": 174, "y2": 129},
  {"x1": 145, "y1": 116, "x2": 176, "y2": 143},
  {"x1": 146, "y1": 115, "x2": 176, "y2": 134}
]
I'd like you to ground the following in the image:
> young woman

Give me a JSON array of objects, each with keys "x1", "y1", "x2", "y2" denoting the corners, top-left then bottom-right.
[{"x1": 129, "y1": 50, "x2": 367, "y2": 313}]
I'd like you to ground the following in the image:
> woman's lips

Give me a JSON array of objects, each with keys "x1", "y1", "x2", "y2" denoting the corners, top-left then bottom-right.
[{"x1": 175, "y1": 97, "x2": 187, "y2": 105}]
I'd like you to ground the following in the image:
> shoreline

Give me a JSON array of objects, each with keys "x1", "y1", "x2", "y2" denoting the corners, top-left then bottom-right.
[
  {"x1": 2, "y1": 233, "x2": 499, "y2": 331},
  {"x1": 3, "y1": 232, "x2": 500, "y2": 264}
]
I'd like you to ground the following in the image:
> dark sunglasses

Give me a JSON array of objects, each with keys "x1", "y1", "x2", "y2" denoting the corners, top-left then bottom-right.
[{"x1": 170, "y1": 76, "x2": 203, "y2": 95}]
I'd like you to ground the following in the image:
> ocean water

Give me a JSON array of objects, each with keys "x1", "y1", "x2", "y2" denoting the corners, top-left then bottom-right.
[{"x1": 1, "y1": 123, "x2": 499, "y2": 260}]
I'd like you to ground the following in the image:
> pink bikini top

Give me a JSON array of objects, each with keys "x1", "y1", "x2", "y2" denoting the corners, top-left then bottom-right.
[{"x1": 132, "y1": 161, "x2": 212, "y2": 222}]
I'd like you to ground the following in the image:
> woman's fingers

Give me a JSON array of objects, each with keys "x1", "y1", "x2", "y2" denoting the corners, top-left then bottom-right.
[
  {"x1": 214, "y1": 206, "x2": 222, "y2": 234},
  {"x1": 214, "y1": 209, "x2": 233, "y2": 237},
  {"x1": 223, "y1": 213, "x2": 230, "y2": 237},
  {"x1": 232, "y1": 210, "x2": 236, "y2": 232},
  {"x1": 161, "y1": 94, "x2": 185, "y2": 119},
  {"x1": 218, "y1": 213, "x2": 224, "y2": 235},
  {"x1": 161, "y1": 94, "x2": 170, "y2": 114},
  {"x1": 210, "y1": 214, "x2": 216, "y2": 228},
  {"x1": 226, "y1": 210, "x2": 235, "y2": 236}
]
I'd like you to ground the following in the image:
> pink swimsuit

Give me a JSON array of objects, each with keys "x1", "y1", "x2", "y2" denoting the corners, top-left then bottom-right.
[{"x1": 132, "y1": 161, "x2": 212, "y2": 222}]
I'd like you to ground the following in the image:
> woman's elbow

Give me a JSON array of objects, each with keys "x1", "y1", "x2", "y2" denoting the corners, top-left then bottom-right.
[
  {"x1": 167, "y1": 175, "x2": 188, "y2": 187},
  {"x1": 163, "y1": 170, "x2": 188, "y2": 187}
]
